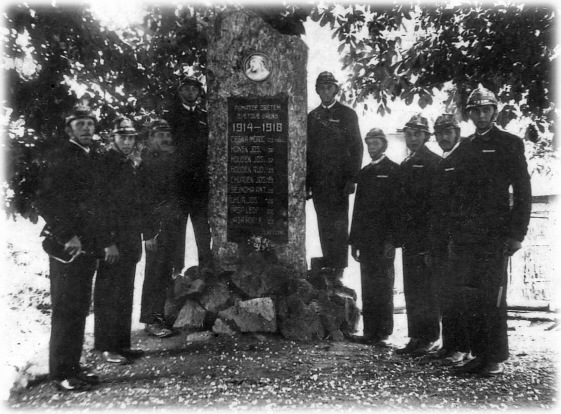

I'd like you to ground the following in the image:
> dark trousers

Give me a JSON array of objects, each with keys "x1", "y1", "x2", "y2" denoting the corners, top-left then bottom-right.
[
  {"x1": 313, "y1": 197, "x2": 349, "y2": 269},
  {"x1": 94, "y1": 256, "x2": 137, "y2": 352},
  {"x1": 402, "y1": 252, "x2": 440, "y2": 341},
  {"x1": 140, "y1": 213, "x2": 186, "y2": 325},
  {"x1": 451, "y1": 241, "x2": 509, "y2": 363},
  {"x1": 359, "y1": 247, "x2": 395, "y2": 339},
  {"x1": 49, "y1": 255, "x2": 98, "y2": 380},
  {"x1": 432, "y1": 254, "x2": 470, "y2": 353},
  {"x1": 179, "y1": 194, "x2": 213, "y2": 269}
]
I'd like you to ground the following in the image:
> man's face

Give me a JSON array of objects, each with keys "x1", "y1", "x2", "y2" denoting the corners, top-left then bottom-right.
[
  {"x1": 404, "y1": 128, "x2": 427, "y2": 153},
  {"x1": 366, "y1": 137, "x2": 386, "y2": 161},
  {"x1": 316, "y1": 83, "x2": 339, "y2": 106},
  {"x1": 67, "y1": 118, "x2": 95, "y2": 147},
  {"x1": 179, "y1": 84, "x2": 201, "y2": 106},
  {"x1": 469, "y1": 105, "x2": 496, "y2": 131},
  {"x1": 151, "y1": 130, "x2": 174, "y2": 154},
  {"x1": 114, "y1": 134, "x2": 136, "y2": 155},
  {"x1": 435, "y1": 127, "x2": 459, "y2": 152}
]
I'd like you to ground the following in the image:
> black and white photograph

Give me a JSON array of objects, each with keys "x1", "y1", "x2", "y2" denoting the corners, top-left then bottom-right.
[{"x1": 1, "y1": 0, "x2": 559, "y2": 411}]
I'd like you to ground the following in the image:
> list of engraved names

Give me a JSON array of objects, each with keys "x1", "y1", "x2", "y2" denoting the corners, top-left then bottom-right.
[{"x1": 227, "y1": 96, "x2": 289, "y2": 243}]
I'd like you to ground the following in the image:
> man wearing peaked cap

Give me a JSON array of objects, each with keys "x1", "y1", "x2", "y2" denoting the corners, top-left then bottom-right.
[
  {"x1": 349, "y1": 128, "x2": 400, "y2": 346},
  {"x1": 178, "y1": 75, "x2": 203, "y2": 92},
  {"x1": 307, "y1": 71, "x2": 363, "y2": 285},
  {"x1": 404, "y1": 114, "x2": 431, "y2": 134},
  {"x1": 396, "y1": 114, "x2": 442, "y2": 356},
  {"x1": 35, "y1": 104, "x2": 119, "y2": 391},
  {"x1": 64, "y1": 103, "x2": 98, "y2": 126},
  {"x1": 111, "y1": 116, "x2": 138, "y2": 135},
  {"x1": 315, "y1": 71, "x2": 339, "y2": 87},
  {"x1": 94, "y1": 116, "x2": 157, "y2": 365},
  {"x1": 139, "y1": 118, "x2": 179, "y2": 339},
  {"x1": 427, "y1": 114, "x2": 473, "y2": 366},
  {"x1": 165, "y1": 74, "x2": 214, "y2": 277},
  {"x1": 449, "y1": 84, "x2": 531, "y2": 377}
]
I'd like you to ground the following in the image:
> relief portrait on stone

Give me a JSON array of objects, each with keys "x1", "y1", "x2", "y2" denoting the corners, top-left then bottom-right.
[{"x1": 244, "y1": 53, "x2": 271, "y2": 82}]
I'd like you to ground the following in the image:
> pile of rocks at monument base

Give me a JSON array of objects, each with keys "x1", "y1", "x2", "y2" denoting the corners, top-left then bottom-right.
[{"x1": 166, "y1": 247, "x2": 360, "y2": 342}]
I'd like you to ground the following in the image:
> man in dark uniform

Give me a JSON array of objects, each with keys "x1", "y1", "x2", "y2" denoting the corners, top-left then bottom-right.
[
  {"x1": 36, "y1": 105, "x2": 119, "y2": 391},
  {"x1": 94, "y1": 117, "x2": 157, "y2": 364},
  {"x1": 165, "y1": 76, "x2": 213, "y2": 273},
  {"x1": 140, "y1": 119, "x2": 180, "y2": 338},
  {"x1": 451, "y1": 84, "x2": 532, "y2": 376},
  {"x1": 307, "y1": 71, "x2": 363, "y2": 284},
  {"x1": 396, "y1": 114, "x2": 442, "y2": 356},
  {"x1": 428, "y1": 114, "x2": 472, "y2": 365},
  {"x1": 349, "y1": 128, "x2": 400, "y2": 346}
]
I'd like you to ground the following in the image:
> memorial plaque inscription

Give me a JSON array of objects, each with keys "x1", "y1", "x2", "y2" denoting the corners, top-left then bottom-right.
[{"x1": 227, "y1": 96, "x2": 289, "y2": 243}]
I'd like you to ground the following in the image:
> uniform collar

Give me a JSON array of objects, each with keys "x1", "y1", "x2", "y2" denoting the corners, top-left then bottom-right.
[
  {"x1": 442, "y1": 141, "x2": 460, "y2": 159},
  {"x1": 474, "y1": 125, "x2": 494, "y2": 140},
  {"x1": 405, "y1": 144, "x2": 427, "y2": 161},
  {"x1": 321, "y1": 101, "x2": 337, "y2": 110},
  {"x1": 69, "y1": 139, "x2": 91, "y2": 154},
  {"x1": 182, "y1": 103, "x2": 197, "y2": 112},
  {"x1": 370, "y1": 154, "x2": 386, "y2": 165}
]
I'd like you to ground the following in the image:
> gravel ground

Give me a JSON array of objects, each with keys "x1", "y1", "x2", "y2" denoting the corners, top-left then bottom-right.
[
  {"x1": 3, "y1": 218, "x2": 559, "y2": 412},
  {"x1": 5, "y1": 313, "x2": 559, "y2": 412}
]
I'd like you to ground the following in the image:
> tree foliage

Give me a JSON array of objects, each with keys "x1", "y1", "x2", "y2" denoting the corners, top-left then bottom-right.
[
  {"x1": 311, "y1": 2, "x2": 556, "y2": 132},
  {"x1": 2, "y1": 1, "x2": 557, "y2": 221}
]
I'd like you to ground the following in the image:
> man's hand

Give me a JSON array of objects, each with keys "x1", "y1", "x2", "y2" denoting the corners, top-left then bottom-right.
[
  {"x1": 343, "y1": 182, "x2": 356, "y2": 195},
  {"x1": 64, "y1": 236, "x2": 82, "y2": 257},
  {"x1": 351, "y1": 245, "x2": 360, "y2": 262},
  {"x1": 145, "y1": 238, "x2": 157, "y2": 252},
  {"x1": 504, "y1": 237, "x2": 522, "y2": 256},
  {"x1": 104, "y1": 244, "x2": 120, "y2": 264}
]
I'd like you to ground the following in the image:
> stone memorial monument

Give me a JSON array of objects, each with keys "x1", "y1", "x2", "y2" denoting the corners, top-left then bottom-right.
[
  {"x1": 206, "y1": 9, "x2": 308, "y2": 273},
  {"x1": 166, "y1": 10, "x2": 359, "y2": 341}
]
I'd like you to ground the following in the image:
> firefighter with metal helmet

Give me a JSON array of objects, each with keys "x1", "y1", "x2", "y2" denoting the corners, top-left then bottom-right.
[
  {"x1": 93, "y1": 116, "x2": 158, "y2": 365},
  {"x1": 306, "y1": 71, "x2": 363, "y2": 285},
  {"x1": 165, "y1": 75, "x2": 214, "y2": 275},
  {"x1": 396, "y1": 114, "x2": 442, "y2": 356},
  {"x1": 35, "y1": 104, "x2": 119, "y2": 391},
  {"x1": 427, "y1": 114, "x2": 473, "y2": 366},
  {"x1": 449, "y1": 84, "x2": 532, "y2": 376},
  {"x1": 349, "y1": 128, "x2": 401, "y2": 346}
]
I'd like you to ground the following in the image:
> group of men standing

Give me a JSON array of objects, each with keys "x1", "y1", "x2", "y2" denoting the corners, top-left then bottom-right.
[
  {"x1": 307, "y1": 72, "x2": 532, "y2": 378},
  {"x1": 37, "y1": 76, "x2": 212, "y2": 391},
  {"x1": 37, "y1": 69, "x2": 531, "y2": 392}
]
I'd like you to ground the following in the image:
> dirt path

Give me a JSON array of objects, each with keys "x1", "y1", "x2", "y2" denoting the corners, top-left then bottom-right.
[{"x1": 7, "y1": 315, "x2": 558, "y2": 411}]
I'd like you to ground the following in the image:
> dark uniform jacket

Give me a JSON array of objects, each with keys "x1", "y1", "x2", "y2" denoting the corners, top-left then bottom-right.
[
  {"x1": 450, "y1": 125, "x2": 532, "y2": 245},
  {"x1": 36, "y1": 140, "x2": 112, "y2": 253},
  {"x1": 306, "y1": 101, "x2": 363, "y2": 202},
  {"x1": 165, "y1": 103, "x2": 209, "y2": 198},
  {"x1": 102, "y1": 148, "x2": 157, "y2": 261},
  {"x1": 141, "y1": 148, "x2": 181, "y2": 223},
  {"x1": 428, "y1": 141, "x2": 469, "y2": 255},
  {"x1": 350, "y1": 156, "x2": 401, "y2": 251},
  {"x1": 399, "y1": 144, "x2": 442, "y2": 254}
]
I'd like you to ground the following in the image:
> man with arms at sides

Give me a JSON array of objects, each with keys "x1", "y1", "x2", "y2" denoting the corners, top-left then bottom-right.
[
  {"x1": 451, "y1": 85, "x2": 531, "y2": 376},
  {"x1": 307, "y1": 71, "x2": 363, "y2": 286},
  {"x1": 166, "y1": 76, "x2": 214, "y2": 276},
  {"x1": 428, "y1": 114, "x2": 472, "y2": 366},
  {"x1": 94, "y1": 116, "x2": 157, "y2": 364},
  {"x1": 36, "y1": 104, "x2": 119, "y2": 391},
  {"x1": 349, "y1": 128, "x2": 400, "y2": 347},
  {"x1": 396, "y1": 114, "x2": 442, "y2": 356},
  {"x1": 140, "y1": 119, "x2": 181, "y2": 338}
]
